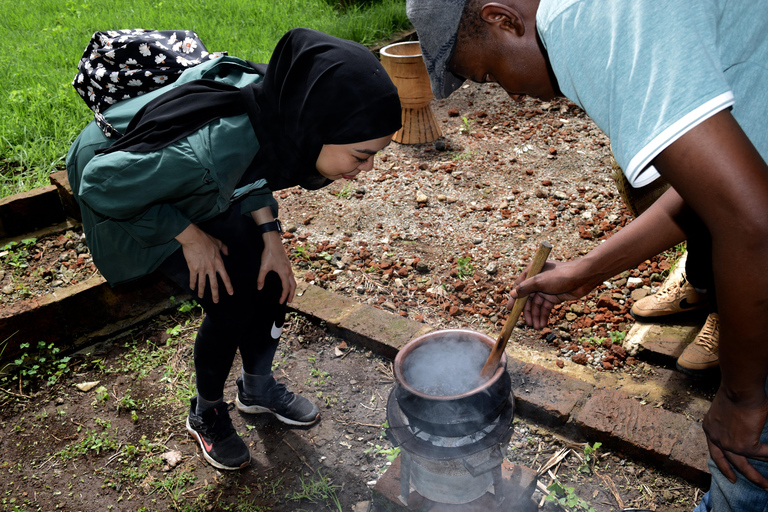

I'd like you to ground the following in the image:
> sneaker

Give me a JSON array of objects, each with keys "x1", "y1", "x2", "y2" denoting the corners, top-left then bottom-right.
[
  {"x1": 186, "y1": 397, "x2": 250, "y2": 470},
  {"x1": 676, "y1": 313, "x2": 720, "y2": 376},
  {"x1": 631, "y1": 273, "x2": 710, "y2": 321},
  {"x1": 236, "y1": 377, "x2": 320, "y2": 426}
]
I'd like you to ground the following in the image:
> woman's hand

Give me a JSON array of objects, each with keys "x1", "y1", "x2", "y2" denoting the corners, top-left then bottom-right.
[
  {"x1": 506, "y1": 259, "x2": 600, "y2": 329},
  {"x1": 175, "y1": 223, "x2": 233, "y2": 303},
  {"x1": 258, "y1": 230, "x2": 296, "y2": 304},
  {"x1": 250, "y1": 208, "x2": 296, "y2": 304}
]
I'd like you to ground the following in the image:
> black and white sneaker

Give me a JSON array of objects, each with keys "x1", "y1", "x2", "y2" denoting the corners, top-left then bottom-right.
[
  {"x1": 235, "y1": 377, "x2": 320, "y2": 426},
  {"x1": 186, "y1": 397, "x2": 250, "y2": 470}
]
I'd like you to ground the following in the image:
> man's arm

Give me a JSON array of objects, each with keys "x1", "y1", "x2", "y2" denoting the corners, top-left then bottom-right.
[{"x1": 654, "y1": 109, "x2": 768, "y2": 489}]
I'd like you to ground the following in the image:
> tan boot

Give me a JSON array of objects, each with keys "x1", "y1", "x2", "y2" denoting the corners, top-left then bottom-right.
[
  {"x1": 631, "y1": 273, "x2": 710, "y2": 321},
  {"x1": 676, "y1": 313, "x2": 720, "y2": 376}
]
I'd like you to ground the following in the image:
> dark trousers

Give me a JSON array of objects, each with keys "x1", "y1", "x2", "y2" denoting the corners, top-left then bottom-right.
[
  {"x1": 684, "y1": 217, "x2": 717, "y2": 311},
  {"x1": 159, "y1": 207, "x2": 285, "y2": 401}
]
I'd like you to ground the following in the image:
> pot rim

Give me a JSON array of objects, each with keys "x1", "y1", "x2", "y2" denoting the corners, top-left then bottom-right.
[
  {"x1": 393, "y1": 329, "x2": 507, "y2": 400},
  {"x1": 380, "y1": 40, "x2": 422, "y2": 59}
]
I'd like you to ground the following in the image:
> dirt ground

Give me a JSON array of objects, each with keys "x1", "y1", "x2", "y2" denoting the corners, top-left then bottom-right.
[
  {"x1": 0, "y1": 81, "x2": 716, "y2": 510},
  {"x1": 0, "y1": 307, "x2": 706, "y2": 512}
]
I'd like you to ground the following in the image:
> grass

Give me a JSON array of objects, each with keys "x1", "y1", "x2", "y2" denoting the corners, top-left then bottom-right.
[{"x1": 0, "y1": 0, "x2": 410, "y2": 197}]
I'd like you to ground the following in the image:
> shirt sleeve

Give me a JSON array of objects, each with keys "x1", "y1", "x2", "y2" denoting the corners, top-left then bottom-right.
[
  {"x1": 538, "y1": 0, "x2": 733, "y2": 187},
  {"x1": 78, "y1": 140, "x2": 215, "y2": 247}
]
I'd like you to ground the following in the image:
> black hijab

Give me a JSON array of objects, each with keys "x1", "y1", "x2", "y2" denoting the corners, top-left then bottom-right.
[{"x1": 98, "y1": 28, "x2": 402, "y2": 191}]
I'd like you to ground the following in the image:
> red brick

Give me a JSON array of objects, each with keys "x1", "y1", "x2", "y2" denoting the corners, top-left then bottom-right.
[{"x1": 573, "y1": 388, "x2": 691, "y2": 461}]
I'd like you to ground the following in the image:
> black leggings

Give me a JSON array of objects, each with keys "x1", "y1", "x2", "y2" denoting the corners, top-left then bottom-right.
[{"x1": 159, "y1": 207, "x2": 286, "y2": 401}]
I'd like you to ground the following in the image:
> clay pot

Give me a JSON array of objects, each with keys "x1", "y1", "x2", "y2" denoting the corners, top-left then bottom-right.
[
  {"x1": 380, "y1": 41, "x2": 442, "y2": 145},
  {"x1": 393, "y1": 329, "x2": 511, "y2": 437}
]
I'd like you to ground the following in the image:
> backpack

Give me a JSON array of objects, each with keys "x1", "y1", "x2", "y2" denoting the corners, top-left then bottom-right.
[{"x1": 72, "y1": 29, "x2": 226, "y2": 138}]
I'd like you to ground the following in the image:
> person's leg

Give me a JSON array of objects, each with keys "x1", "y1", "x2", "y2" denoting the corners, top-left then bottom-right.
[
  {"x1": 676, "y1": 225, "x2": 721, "y2": 376},
  {"x1": 158, "y1": 208, "x2": 268, "y2": 470},
  {"x1": 684, "y1": 223, "x2": 715, "y2": 298}
]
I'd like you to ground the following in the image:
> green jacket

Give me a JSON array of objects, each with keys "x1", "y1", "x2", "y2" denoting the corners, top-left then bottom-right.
[{"x1": 66, "y1": 57, "x2": 278, "y2": 285}]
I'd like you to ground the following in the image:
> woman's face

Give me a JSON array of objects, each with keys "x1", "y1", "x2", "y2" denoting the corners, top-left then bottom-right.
[{"x1": 315, "y1": 134, "x2": 394, "y2": 180}]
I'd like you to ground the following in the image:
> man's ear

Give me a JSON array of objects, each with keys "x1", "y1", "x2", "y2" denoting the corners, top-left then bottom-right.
[{"x1": 480, "y1": 2, "x2": 526, "y2": 37}]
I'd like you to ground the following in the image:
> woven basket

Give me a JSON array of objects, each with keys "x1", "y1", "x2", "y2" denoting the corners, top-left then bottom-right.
[{"x1": 611, "y1": 157, "x2": 670, "y2": 217}]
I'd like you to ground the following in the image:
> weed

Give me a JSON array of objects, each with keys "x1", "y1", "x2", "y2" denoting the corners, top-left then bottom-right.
[
  {"x1": 578, "y1": 442, "x2": 602, "y2": 474},
  {"x1": 151, "y1": 470, "x2": 196, "y2": 505},
  {"x1": 58, "y1": 428, "x2": 120, "y2": 459},
  {"x1": 287, "y1": 471, "x2": 342, "y2": 511},
  {"x1": 176, "y1": 299, "x2": 202, "y2": 314},
  {"x1": 1, "y1": 239, "x2": 36, "y2": 272},
  {"x1": 459, "y1": 116, "x2": 472, "y2": 134},
  {"x1": 546, "y1": 479, "x2": 596, "y2": 512},
  {"x1": 91, "y1": 385, "x2": 109, "y2": 406},
  {"x1": 457, "y1": 256, "x2": 474, "y2": 280},
  {"x1": 294, "y1": 245, "x2": 310, "y2": 260},
  {"x1": 332, "y1": 181, "x2": 356, "y2": 198},
  {"x1": 609, "y1": 330, "x2": 626, "y2": 345},
  {"x1": 450, "y1": 150, "x2": 476, "y2": 160},
  {"x1": 1, "y1": 340, "x2": 73, "y2": 389},
  {"x1": 364, "y1": 444, "x2": 400, "y2": 463}
]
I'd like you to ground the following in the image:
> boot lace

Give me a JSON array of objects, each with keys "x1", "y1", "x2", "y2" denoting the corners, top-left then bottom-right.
[
  {"x1": 654, "y1": 273, "x2": 687, "y2": 302},
  {"x1": 695, "y1": 314, "x2": 719, "y2": 352}
]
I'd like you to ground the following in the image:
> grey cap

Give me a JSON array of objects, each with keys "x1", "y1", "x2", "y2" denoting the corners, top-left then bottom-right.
[{"x1": 406, "y1": 0, "x2": 469, "y2": 99}]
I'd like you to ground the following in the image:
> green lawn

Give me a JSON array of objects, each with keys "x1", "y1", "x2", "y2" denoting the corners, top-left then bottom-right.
[{"x1": 0, "y1": 0, "x2": 409, "y2": 197}]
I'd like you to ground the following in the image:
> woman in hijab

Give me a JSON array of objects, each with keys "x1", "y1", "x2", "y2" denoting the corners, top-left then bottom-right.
[{"x1": 66, "y1": 28, "x2": 402, "y2": 471}]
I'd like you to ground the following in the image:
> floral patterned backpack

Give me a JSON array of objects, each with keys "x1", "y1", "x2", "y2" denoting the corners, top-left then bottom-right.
[{"x1": 72, "y1": 29, "x2": 226, "y2": 138}]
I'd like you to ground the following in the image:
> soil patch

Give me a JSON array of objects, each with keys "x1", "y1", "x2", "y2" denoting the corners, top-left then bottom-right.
[{"x1": 0, "y1": 309, "x2": 705, "y2": 511}]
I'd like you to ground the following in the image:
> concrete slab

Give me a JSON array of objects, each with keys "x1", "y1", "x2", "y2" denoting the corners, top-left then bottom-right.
[
  {"x1": 291, "y1": 283, "x2": 433, "y2": 360},
  {"x1": 506, "y1": 359, "x2": 594, "y2": 427}
]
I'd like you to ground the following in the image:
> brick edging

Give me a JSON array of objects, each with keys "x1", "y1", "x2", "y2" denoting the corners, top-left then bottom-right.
[{"x1": 290, "y1": 281, "x2": 710, "y2": 487}]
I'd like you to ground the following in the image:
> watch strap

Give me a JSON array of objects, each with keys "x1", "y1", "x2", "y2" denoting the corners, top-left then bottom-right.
[{"x1": 258, "y1": 219, "x2": 283, "y2": 234}]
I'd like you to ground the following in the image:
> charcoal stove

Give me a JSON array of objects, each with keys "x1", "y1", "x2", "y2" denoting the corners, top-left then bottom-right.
[{"x1": 385, "y1": 329, "x2": 516, "y2": 506}]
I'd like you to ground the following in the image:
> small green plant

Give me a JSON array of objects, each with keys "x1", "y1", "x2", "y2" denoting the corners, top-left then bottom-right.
[
  {"x1": 1, "y1": 239, "x2": 36, "y2": 271},
  {"x1": 333, "y1": 181, "x2": 356, "y2": 198},
  {"x1": 457, "y1": 256, "x2": 474, "y2": 280},
  {"x1": 287, "y1": 471, "x2": 342, "y2": 511},
  {"x1": 176, "y1": 299, "x2": 201, "y2": 314},
  {"x1": 578, "y1": 442, "x2": 602, "y2": 474},
  {"x1": 92, "y1": 386, "x2": 109, "y2": 406},
  {"x1": 546, "y1": 480, "x2": 596, "y2": 512},
  {"x1": 294, "y1": 245, "x2": 310, "y2": 260},
  {"x1": 609, "y1": 330, "x2": 626, "y2": 345},
  {"x1": 459, "y1": 116, "x2": 471, "y2": 134},
  {"x1": 3, "y1": 340, "x2": 73, "y2": 388},
  {"x1": 364, "y1": 444, "x2": 400, "y2": 462}
]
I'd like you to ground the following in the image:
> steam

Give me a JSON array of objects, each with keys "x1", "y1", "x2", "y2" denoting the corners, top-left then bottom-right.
[{"x1": 402, "y1": 333, "x2": 491, "y2": 396}]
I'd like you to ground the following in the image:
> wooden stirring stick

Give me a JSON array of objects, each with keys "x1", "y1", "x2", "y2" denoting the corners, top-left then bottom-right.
[{"x1": 479, "y1": 241, "x2": 553, "y2": 380}]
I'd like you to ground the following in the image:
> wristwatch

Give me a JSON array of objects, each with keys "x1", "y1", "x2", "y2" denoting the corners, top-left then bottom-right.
[{"x1": 258, "y1": 219, "x2": 283, "y2": 234}]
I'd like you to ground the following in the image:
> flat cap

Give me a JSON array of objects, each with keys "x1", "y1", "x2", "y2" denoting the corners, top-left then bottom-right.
[{"x1": 406, "y1": 0, "x2": 469, "y2": 99}]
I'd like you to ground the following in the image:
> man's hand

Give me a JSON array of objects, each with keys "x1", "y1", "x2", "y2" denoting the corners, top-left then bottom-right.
[
  {"x1": 704, "y1": 387, "x2": 768, "y2": 490},
  {"x1": 506, "y1": 259, "x2": 599, "y2": 329},
  {"x1": 175, "y1": 223, "x2": 233, "y2": 303}
]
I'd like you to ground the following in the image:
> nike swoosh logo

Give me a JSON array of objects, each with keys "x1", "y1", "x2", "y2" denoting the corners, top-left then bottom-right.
[
  {"x1": 679, "y1": 298, "x2": 704, "y2": 310},
  {"x1": 202, "y1": 437, "x2": 213, "y2": 452},
  {"x1": 271, "y1": 322, "x2": 284, "y2": 339}
]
